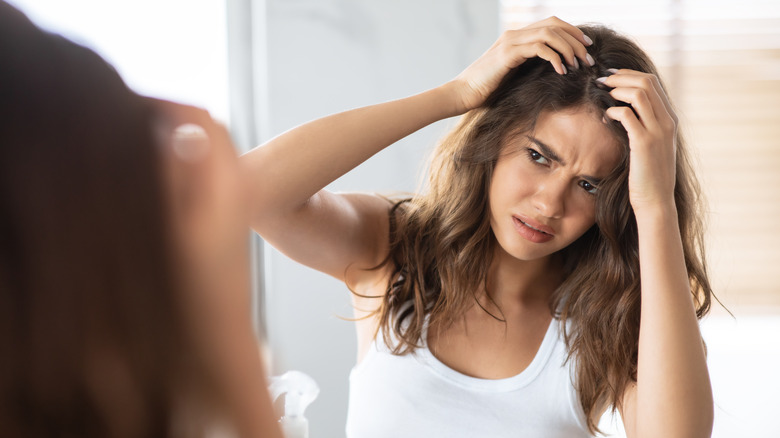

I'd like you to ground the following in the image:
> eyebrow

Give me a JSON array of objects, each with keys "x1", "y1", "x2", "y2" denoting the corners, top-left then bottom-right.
[
  {"x1": 526, "y1": 135, "x2": 604, "y2": 185},
  {"x1": 527, "y1": 136, "x2": 564, "y2": 165}
]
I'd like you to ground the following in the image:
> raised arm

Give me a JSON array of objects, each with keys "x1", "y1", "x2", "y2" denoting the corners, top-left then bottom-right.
[
  {"x1": 242, "y1": 17, "x2": 594, "y2": 285},
  {"x1": 242, "y1": 86, "x2": 460, "y2": 281},
  {"x1": 601, "y1": 70, "x2": 714, "y2": 437}
]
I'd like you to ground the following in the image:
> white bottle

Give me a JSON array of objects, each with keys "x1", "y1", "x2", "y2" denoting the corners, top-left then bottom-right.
[{"x1": 269, "y1": 371, "x2": 320, "y2": 438}]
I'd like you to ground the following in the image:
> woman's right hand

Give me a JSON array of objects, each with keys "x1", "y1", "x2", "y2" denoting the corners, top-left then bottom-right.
[{"x1": 448, "y1": 16, "x2": 594, "y2": 114}]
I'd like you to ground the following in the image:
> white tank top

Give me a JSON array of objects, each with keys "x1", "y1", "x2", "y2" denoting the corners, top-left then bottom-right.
[{"x1": 345, "y1": 318, "x2": 591, "y2": 437}]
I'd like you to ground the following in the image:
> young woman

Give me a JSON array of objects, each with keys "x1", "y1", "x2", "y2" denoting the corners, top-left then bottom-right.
[
  {"x1": 244, "y1": 17, "x2": 714, "y2": 437},
  {"x1": 0, "y1": 3, "x2": 281, "y2": 437}
]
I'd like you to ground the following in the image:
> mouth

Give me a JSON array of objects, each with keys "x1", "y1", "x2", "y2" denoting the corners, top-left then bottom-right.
[
  {"x1": 514, "y1": 215, "x2": 555, "y2": 235},
  {"x1": 512, "y1": 215, "x2": 555, "y2": 243},
  {"x1": 520, "y1": 219, "x2": 549, "y2": 234}
]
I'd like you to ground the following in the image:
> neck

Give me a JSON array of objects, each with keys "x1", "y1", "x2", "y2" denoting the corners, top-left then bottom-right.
[{"x1": 483, "y1": 245, "x2": 562, "y2": 311}]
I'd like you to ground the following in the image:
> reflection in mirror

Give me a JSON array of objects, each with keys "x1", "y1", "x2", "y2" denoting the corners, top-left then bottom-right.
[{"x1": 255, "y1": 2, "x2": 780, "y2": 438}]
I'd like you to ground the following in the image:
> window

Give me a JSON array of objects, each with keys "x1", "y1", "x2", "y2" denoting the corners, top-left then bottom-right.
[{"x1": 8, "y1": 0, "x2": 230, "y2": 122}]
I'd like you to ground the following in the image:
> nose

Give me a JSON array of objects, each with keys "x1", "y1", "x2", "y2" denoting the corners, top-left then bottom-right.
[{"x1": 532, "y1": 176, "x2": 566, "y2": 219}]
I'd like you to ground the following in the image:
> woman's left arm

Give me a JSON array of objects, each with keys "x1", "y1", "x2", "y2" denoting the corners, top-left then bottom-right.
[{"x1": 601, "y1": 70, "x2": 714, "y2": 438}]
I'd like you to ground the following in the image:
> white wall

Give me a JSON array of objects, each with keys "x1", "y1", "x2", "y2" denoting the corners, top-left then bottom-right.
[{"x1": 260, "y1": 1, "x2": 499, "y2": 436}]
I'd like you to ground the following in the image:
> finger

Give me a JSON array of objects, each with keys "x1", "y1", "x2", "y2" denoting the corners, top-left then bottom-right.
[
  {"x1": 599, "y1": 71, "x2": 676, "y2": 127},
  {"x1": 172, "y1": 123, "x2": 211, "y2": 163},
  {"x1": 552, "y1": 28, "x2": 595, "y2": 67},
  {"x1": 605, "y1": 106, "x2": 644, "y2": 143},
  {"x1": 520, "y1": 23, "x2": 591, "y2": 68},
  {"x1": 148, "y1": 98, "x2": 227, "y2": 148},
  {"x1": 522, "y1": 42, "x2": 567, "y2": 75},
  {"x1": 607, "y1": 86, "x2": 657, "y2": 130},
  {"x1": 527, "y1": 26, "x2": 579, "y2": 68},
  {"x1": 619, "y1": 70, "x2": 677, "y2": 126},
  {"x1": 530, "y1": 16, "x2": 593, "y2": 47},
  {"x1": 535, "y1": 27, "x2": 587, "y2": 68},
  {"x1": 209, "y1": 120, "x2": 241, "y2": 163},
  {"x1": 499, "y1": 28, "x2": 569, "y2": 73}
]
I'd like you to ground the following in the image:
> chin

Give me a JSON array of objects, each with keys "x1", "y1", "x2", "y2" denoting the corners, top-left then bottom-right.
[{"x1": 495, "y1": 239, "x2": 558, "y2": 263}]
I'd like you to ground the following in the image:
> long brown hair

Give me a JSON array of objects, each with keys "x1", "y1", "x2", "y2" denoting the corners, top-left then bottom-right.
[
  {"x1": 370, "y1": 25, "x2": 712, "y2": 433},
  {"x1": 0, "y1": 4, "x2": 225, "y2": 436}
]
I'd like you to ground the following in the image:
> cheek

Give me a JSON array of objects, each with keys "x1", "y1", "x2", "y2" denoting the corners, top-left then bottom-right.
[
  {"x1": 557, "y1": 185, "x2": 595, "y2": 221},
  {"x1": 567, "y1": 197, "x2": 597, "y2": 233},
  {"x1": 490, "y1": 160, "x2": 533, "y2": 202},
  {"x1": 489, "y1": 175, "x2": 518, "y2": 222}
]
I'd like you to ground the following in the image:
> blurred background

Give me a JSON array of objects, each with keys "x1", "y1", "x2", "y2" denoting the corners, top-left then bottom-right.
[{"x1": 8, "y1": 0, "x2": 779, "y2": 436}]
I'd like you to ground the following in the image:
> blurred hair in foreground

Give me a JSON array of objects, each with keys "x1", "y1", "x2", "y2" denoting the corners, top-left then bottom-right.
[{"x1": 0, "y1": 2, "x2": 253, "y2": 436}]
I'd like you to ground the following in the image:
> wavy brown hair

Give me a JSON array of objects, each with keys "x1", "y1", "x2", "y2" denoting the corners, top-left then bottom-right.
[
  {"x1": 0, "y1": 4, "x2": 227, "y2": 437},
  {"x1": 368, "y1": 25, "x2": 713, "y2": 433}
]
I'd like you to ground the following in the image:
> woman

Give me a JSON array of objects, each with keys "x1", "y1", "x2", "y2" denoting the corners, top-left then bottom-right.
[
  {"x1": 244, "y1": 17, "x2": 714, "y2": 437},
  {"x1": 0, "y1": 3, "x2": 281, "y2": 437}
]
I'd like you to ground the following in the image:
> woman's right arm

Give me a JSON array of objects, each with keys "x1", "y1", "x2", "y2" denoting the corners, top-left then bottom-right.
[
  {"x1": 242, "y1": 17, "x2": 593, "y2": 284},
  {"x1": 242, "y1": 85, "x2": 462, "y2": 282}
]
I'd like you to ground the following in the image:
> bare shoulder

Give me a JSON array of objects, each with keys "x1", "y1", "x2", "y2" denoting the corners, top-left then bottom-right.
[
  {"x1": 338, "y1": 191, "x2": 401, "y2": 287},
  {"x1": 253, "y1": 190, "x2": 401, "y2": 283},
  {"x1": 338, "y1": 193, "x2": 403, "y2": 362}
]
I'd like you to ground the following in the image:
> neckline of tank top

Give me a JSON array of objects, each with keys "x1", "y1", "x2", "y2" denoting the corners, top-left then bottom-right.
[{"x1": 415, "y1": 317, "x2": 559, "y2": 392}]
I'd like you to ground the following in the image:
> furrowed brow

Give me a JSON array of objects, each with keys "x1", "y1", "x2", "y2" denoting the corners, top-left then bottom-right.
[
  {"x1": 527, "y1": 136, "x2": 565, "y2": 165},
  {"x1": 527, "y1": 135, "x2": 605, "y2": 185},
  {"x1": 581, "y1": 174, "x2": 603, "y2": 186}
]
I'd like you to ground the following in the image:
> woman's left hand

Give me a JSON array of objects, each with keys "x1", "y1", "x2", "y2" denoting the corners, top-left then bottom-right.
[{"x1": 601, "y1": 69, "x2": 678, "y2": 215}]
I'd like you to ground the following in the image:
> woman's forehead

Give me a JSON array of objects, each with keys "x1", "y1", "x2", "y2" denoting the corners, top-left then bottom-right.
[{"x1": 505, "y1": 108, "x2": 622, "y2": 172}]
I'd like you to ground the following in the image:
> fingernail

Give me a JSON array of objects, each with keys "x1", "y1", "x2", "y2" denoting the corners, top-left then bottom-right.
[
  {"x1": 607, "y1": 68, "x2": 619, "y2": 74},
  {"x1": 572, "y1": 57, "x2": 579, "y2": 70},
  {"x1": 583, "y1": 35, "x2": 594, "y2": 46},
  {"x1": 172, "y1": 123, "x2": 210, "y2": 162},
  {"x1": 586, "y1": 54, "x2": 595, "y2": 66},
  {"x1": 596, "y1": 77, "x2": 608, "y2": 83},
  {"x1": 561, "y1": 64, "x2": 568, "y2": 75}
]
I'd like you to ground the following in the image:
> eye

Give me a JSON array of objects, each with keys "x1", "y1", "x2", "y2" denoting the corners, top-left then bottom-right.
[
  {"x1": 526, "y1": 148, "x2": 550, "y2": 166},
  {"x1": 579, "y1": 180, "x2": 598, "y2": 195}
]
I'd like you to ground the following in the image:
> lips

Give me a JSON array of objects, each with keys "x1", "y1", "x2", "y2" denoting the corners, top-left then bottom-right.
[{"x1": 512, "y1": 215, "x2": 555, "y2": 243}]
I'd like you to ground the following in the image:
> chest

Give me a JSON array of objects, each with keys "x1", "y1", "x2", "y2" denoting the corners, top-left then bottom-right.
[
  {"x1": 347, "y1": 313, "x2": 590, "y2": 438},
  {"x1": 427, "y1": 310, "x2": 553, "y2": 380}
]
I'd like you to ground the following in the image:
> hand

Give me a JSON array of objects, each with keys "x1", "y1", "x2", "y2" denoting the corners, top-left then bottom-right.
[
  {"x1": 601, "y1": 70, "x2": 679, "y2": 214},
  {"x1": 148, "y1": 98, "x2": 251, "y2": 298},
  {"x1": 448, "y1": 16, "x2": 594, "y2": 113}
]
